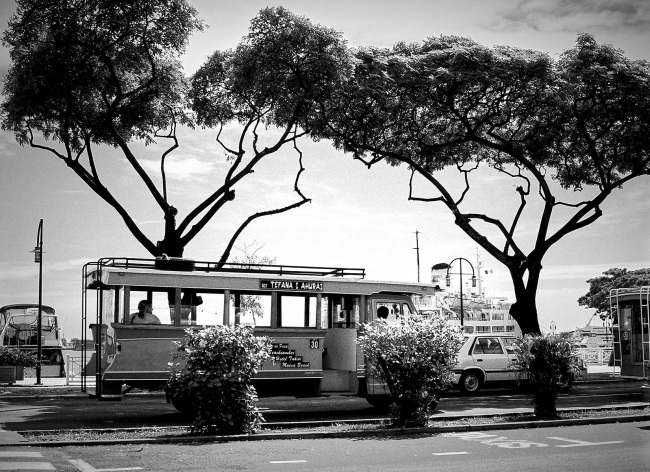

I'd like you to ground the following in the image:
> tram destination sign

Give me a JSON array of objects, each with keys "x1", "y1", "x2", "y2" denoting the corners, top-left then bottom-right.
[{"x1": 260, "y1": 279, "x2": 324, "y2": 292}]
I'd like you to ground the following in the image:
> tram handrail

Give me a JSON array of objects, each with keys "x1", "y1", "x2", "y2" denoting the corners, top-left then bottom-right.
[{"x1": 88, "y1": 257, "x2": 366, "y2": 278}]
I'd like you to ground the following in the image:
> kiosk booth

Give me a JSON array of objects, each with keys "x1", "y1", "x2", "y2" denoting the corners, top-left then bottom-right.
[{"x1": 609, "y1": 287, "x2": 649, "y2": 379}]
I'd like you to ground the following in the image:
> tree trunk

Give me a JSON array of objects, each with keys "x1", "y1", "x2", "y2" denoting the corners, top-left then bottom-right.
[
  {"x1": 508, "y1": 262, "x2": 543, "y2": 335},
  {"x1": 156, "y1": 206, "x2": 185, "y2": 258},
  {"x1": 509, "y1": 298, "x2": 542, "y2": 335}
]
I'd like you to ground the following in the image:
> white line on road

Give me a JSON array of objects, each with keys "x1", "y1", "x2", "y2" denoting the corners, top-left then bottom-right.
[
  {"x1": 432, "y1": 452, "x2": 470, "y2": 456},
  {"x1": 270, "y1": 460, "x2": 308, "y2": 464},
  {"x1": 547, "y1": 437, "x2": 625, "y2": 448},
  {"x1": 69, "y1": 460, "x2": 143, "y2": 472},
  {"x1": 0, "y1": 463, "x2": 55, "y2": 471},
  {"x1": 0, "y1": 452, "x2": 43, "y2": 458}
]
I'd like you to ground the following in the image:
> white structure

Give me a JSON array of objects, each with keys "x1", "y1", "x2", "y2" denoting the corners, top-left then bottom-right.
[{"x1": 413, "y1": 259, "x2": 521, "y2": 336}]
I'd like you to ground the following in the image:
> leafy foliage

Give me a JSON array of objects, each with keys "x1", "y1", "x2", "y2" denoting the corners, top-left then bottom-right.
[
  {"x1": 578, "y1": 268, "x2": 650, "y2": 319},
  {"x1": 511, "y1": 334, "x2": 582, "y2": 419},
  {"x1": 1, "y1": 4, "x2": 349, "y2": 260},
  {"x1": 311, "y1": 33, "x2": 650, "y2": 334},
  {"x1": 357, "y1": 313, "x2": 464, "y2": 427},
  {"x1": 167, "y1": 325, "x2": 272, "y2": 435},
  {"x1": 0, "y1": 348, "x2": 37, "y2": 367}
]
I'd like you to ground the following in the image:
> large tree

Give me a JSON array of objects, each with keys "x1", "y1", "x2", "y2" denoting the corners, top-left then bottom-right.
[
  {"x1": 578, "y1": 268, "x2": 650, "y2": 320},
  {"x1": 1, "y1": 2, "x2": 349, "y2": 260},
  {"x1": 311, "y1": 34, "x2": 650, "y2": 334}
]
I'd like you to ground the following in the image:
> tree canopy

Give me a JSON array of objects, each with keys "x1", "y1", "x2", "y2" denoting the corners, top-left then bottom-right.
[
  {"x1": 578, "y1": 268, "x2": 650, "y2": 319},
  {"x1": 312, "y1": 34, "x2": 650, "y2": 334},
  {"x1": 1, "y1": 2, "x2": 349, "y2": 260}
]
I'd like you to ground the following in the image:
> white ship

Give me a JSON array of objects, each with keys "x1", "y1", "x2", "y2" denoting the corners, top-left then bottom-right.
[
  {"x1": 570, "y1": 316, "x2": 613, "y2": 365},
  {"x1": 413, "y1": 257, "x2": 521, "y2": 336}
]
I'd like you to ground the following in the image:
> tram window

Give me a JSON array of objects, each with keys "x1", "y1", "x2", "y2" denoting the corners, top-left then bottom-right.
[
  {"x1": 126, "y1": 291, "x2": 172, "y2": 325},
  {"x1": 375, "y1": 302, "x2": 407, "y2": 323},
  {"x1": 189, "y1": 293, "x2": 223, "y2": 326},
  {"x1": 237, "y1": 294, "x2": 271, "y2": 327},
  {"x1": 280, "y1": 295, "x2": 317, "y2": 328}
]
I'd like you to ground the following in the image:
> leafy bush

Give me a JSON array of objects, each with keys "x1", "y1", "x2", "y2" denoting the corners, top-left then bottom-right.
[
  {"x1": 167, "y1": 325, "x2": 272, "y2": 435},
  {"x1": 0, "y1": 348, "x2": 37, "y2": 367},
  {"x1": 511, "y1": 333, "x2": 582, "y2": 419},
  {"x1": 358, "y1": 313, "x2": 464, "y2": 427}
]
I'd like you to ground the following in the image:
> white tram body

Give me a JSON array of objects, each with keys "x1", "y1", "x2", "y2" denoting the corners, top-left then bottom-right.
[{"x1": 81, "y1": 258, "x2": 438, "y2": 404}]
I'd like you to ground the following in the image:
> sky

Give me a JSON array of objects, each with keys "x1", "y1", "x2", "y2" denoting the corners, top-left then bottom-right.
[{"x1": 1, "y1": 0, "x2": 649, "y2": 340}]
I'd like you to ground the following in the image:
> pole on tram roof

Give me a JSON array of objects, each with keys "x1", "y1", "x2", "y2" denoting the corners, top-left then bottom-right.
[{"x1": 414, "y1": 230, "x2": 420, "y2": 283}]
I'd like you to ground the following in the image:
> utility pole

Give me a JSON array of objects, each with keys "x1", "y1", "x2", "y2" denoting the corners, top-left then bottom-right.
[{"x1": 414, "y1": 230, "x2": 420, "y2": 283}]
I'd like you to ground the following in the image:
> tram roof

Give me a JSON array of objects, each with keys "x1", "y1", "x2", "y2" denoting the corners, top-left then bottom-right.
[
  {"x1": 85, "y1": 259, "x2": 439, "y2": 296},
  {"x1": 608, "y1": 286, "x2": 650, "y2": 301}
]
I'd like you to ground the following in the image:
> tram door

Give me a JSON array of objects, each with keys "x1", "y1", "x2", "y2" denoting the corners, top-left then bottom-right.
[
  {"x1": 322, "y1": 295, "x2": 361, "y2": 392},
  {"x1": 618, "y1": 306, "x2": 634, "y2": 374}
]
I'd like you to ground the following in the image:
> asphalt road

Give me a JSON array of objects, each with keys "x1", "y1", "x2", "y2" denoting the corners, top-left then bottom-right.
[
  {"x1": 1, "y1": 421, "x2": 649, "y2": 471},
  {"x1": 0, "y1": 380, "x2": 645, "y2": 432}
]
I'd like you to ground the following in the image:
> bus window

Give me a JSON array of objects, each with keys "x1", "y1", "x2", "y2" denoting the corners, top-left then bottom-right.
[{"x1": 280, "y1": 295, "x2": 317, "y2": 328}]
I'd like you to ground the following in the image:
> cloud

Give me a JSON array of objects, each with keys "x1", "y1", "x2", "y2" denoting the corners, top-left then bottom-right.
[
  {"x1": 138, "y1": 155, "x2": 221, "y2": 182},
  {"x1": 490, "y1": 0, "x2": 650, "y2": 35}
]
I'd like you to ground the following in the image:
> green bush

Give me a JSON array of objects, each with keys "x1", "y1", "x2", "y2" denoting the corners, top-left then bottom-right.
[
  {"x1": 511, "y1": 333, "x2": 582, "y2": 419},
  {"x1": 358, "y1": 313, "x2": 464, "y2": 427},
  {"x1": 0, "y1": 348, "x2": 37, "y2": 367},
  {"x1": 167, "y1": 325, "x2": 272, "y2": 435}
]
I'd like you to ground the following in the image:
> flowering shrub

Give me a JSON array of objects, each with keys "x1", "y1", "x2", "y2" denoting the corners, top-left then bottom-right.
[
  {"x1": 358, "y1": 313, "x2": 464, "y2": 427},
  {"x1": 0, "y1": 348, "x2": 37, "y2": 367},
  {"x1": 167, "y1": 325, "x2": 272, "y2": 435},
  {"x1": 511, "y1": 333, "x2": 582, "y2": 419}
]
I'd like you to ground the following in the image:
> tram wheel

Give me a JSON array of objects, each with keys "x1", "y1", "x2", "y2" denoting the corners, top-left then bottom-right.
[
  {"x1": 169, "y1": 389, "x2": 198, "y2": 416},
  {"x1": 365, "y1": 394, "x2": 393, "y2": 409}
]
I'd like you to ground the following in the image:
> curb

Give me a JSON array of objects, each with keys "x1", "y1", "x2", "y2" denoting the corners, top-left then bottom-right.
[{"x1": 5, "y1": 406, "x2": 650, "y2": 448}]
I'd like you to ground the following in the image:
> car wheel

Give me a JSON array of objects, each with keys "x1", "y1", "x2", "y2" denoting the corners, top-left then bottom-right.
[
  {"x1": 557, "y1": 374, "x2": 573, "y2": 392},
  {"x1": 459, "y1": 371, "x2": 482, "y2": 394}
]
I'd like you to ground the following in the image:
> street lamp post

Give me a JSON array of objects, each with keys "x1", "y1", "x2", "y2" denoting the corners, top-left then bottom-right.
[
  {"x1": 32, "y1": 219, "x2": 44, "y2": 385},
  {"x1": 445, "y1": 257, "x2": 476, "y2": 327}
]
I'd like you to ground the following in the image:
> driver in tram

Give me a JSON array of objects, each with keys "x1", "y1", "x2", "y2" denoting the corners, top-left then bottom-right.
[{"x1": 130, "y1": 300, "x2": 161, "y2": 324}]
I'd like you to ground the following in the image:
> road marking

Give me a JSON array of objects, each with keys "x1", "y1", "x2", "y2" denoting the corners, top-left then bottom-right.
[
  {"x1": 547, "y1": 437, "x2": 625, "y2": 448},
  {"x1": 0, "y1": 452, "x2": 43, "y2": 458},
  {"x1": 432, "y1": 452, "x2": 469, "y2": 455},
  {"x1": 269, "y1": 460, "x2": 308, "y2": 464},
  {"x1": 0, "y1": 464, "x2": 55, "y2": 471},
  {"x1": 69, "y1": 460, "x2": 143, "y2": 471},
  {"x1": 444, "y1": 432, "x2": 548, "y2": 448}
]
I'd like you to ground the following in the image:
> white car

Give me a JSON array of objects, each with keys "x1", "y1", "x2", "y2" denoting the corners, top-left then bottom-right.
[{"x1": 452, "y1": 334, "x2": 520, "y2": 393}]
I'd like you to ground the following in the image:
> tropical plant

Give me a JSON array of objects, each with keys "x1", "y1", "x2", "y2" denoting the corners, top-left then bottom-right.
[
  {"x1": 0, "y1": 347, "x2": 37, "y2": 367},
  {"x1": 357, "y1": 313, "x2": 464, "y2": 427},
  {"x1": 167, "y1": 325, "x2": 272, "y2": 435},
  {"x1": 511, "y1": 333, "x2": 582, "y2": 419}
]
